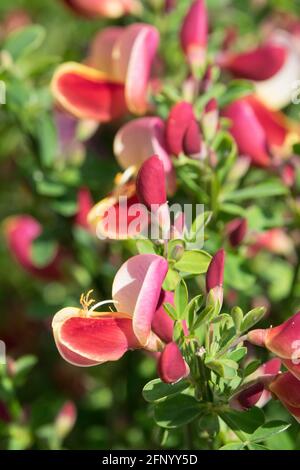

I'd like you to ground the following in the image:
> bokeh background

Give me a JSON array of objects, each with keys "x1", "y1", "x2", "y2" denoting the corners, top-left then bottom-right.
[{"x1": 0, "y1": 0, "x2": 300, "y2": 450}]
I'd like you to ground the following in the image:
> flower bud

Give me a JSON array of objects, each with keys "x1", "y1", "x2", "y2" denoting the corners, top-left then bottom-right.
[
  {"x1": 206, "y1": 249, "x2": 225, "y2": 293},
  {"x1": 269, "y1": 372, "x2": 300, "y2": 422},
  {"x1": 55, "y1": 401, "x2": 77, "y2": 439},
  {"x1": 136, "y1": 155, "x2": 167, "y2": 211},
  {"x1": 226, "y1": 218, "x2": 247, "y2": 247},
  {"x1": 180, "y1": 0, "x2": 208, "y2": 69},
  {"x1": 158, "y1": 342, "x2": 190, "y2": 384}
]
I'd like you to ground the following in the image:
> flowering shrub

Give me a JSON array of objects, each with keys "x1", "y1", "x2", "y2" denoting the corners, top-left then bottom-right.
[{"x1": 0, "y1": 0, "x2": 300, "y2": 451}]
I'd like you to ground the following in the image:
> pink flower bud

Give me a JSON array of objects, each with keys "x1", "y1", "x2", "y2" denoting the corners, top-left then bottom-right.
[
  {"x1": 226, "y1": 218, "x2": 247, "y2": 247},
  {"x1": 206, "y1": 249, "x2": 225, "y2": 293},
  {"x1": 136, "y1": 155, "x2": 167, "y2": 210},
  {"x1": 165, "y1": 101, "x2": 197, "y2": 156},
  {"x1": 180, "y1": 0, "x2": 208, "y2": 68},
  {"x1": 158, "y1": 342, "x2": 190, "y2": 384},
  {"x1": 182, "y1": 120, "x2": 202, "y2": 155},
  {"x1": 55, "y1": 401, "x2": 77, "y2": 439},
  {"x1": 75, "y1": 187, "x2": 93, "y2": 230},
  {"x1": 269, "y1": 372, "x2": 300, "y2": 422},
  {"x1": 202, "y1": 98, "x2": 219, "y2": 140}
]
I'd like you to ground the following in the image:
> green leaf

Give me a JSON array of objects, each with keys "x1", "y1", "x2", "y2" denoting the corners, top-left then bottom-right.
[
  {"x1": 228, "y1": 347, "x2": 247, "y2": 362},
  {"x1": 4, "y1": 25, "x2": 46, "y2": 61},
  {"x1": 136, "y1": 239, "x2": 156, "y2": 255},
  {"x1": 192, "y1": 305, "x2": 215, "y2": 330},
  {"x1": 220, "y1": 407, "x2": 265, "y2": 434},
  {"x1": 154, "y1": 394, "x2": 202, "y2": 428},
  {"x1": 247, "y1": 443, "x2": 269, "y2": 450},
  {"x1": 31, "y1": 237, "x2": 58, "y2": 268},
  {"x1": 250, "y1": 421, "x2": 290, "y2": 443},
  {"x1": 241, "y1": 307, "x2": 266, "y2": 333},
  {"x1": 174, "y1": 250, "x2": 211, "y2": 274},
  {"x1": 14, "y1": 356, "x2": 37, "y2": 385},
  {"x1": 244, "y1": 360, "x2": 261, "y2": 377},
  {"x1": 219, "y1": 80, "x2": 254, "y2": 108},
  {"x1": 206, "y1": 359, "x2": 238, "y2": 379},
  {"x1": 174, "y1": 279, "x2": 188, "y2": 319},
  {"x1": 219, "y1": 443, "x2": 245, "y2": 450},
  {"x1": 36, "y1": 114, "x2": 58, "y2": 167},
  {"x1": 142, "y1": 379, "x2": 190, "y2": 403},
  {"x1": 163, "y1": 268, "x2": 180, "y2": 291},
  {"x1": 163, "y1": 303, "x2": 178, "y2": 321},
  {"x1": 223, "y1": 181, "x2": 288, "y2": 202},
  {"x1": 231, "y1": 306, "x2": 243, "y2": 332},
  {"x1": 184, "y1": 295, "x2": 203, "y2": 329}
]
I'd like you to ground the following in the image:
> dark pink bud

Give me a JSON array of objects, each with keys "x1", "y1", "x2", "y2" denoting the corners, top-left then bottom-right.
[
  {"x1": 152, "y1": 291, "x2": 175, "y2": 343},
  {"x1": 205, "y1": 98, "x2": 218, "y2": 113},
  {"x1": 206, "y1": 249, "x2": 225, "y2": 292},
  {"x1": 180, "y1": 0, "x2": 208, "y2": 67},
  {"x1": 55, "y1": 401, "x2": 77, "y2": 438},
  {"x1": 226, "y1": 218, "x2": 247, "y2": 247},
  {"x1": 183, "y1": 120, "x2": 202, "y2": 155},
  {"x1": 136, "y1": 155, "x2": 167, "y2": 210},
  {"x1": 165, "y1": 102, "x2": 196, "y2": 156},
  {"x1": 75, "y1": 187, "x2": 93, "y2": 230},
  {"x1": 158, "y1": 342, "x2": 190, "y2": 384}
]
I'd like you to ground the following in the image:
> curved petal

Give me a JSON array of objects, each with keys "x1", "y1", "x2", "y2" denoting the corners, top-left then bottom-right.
[
  {"x1": 112, "y1": 254, "x2": 168, "y2": 346},
  {"x1": 180, "y1": 0, "x2": 208, "y2": 66},
  {"x1": 221, "y1": 42, "x2": 287, "y2": 81},
  {"x1": 158, "y1": 342, "x2": 190, "y2": 384},
  {"x1": 269, "y1": 372, "x2": 300, "y2": 411},
  {"x1": 114, "y1": 117, "x2": 176, "y2": 194},
  {"x1": 222, "y1": 99, "x2": 271, "y2": 167},
  {"x1": 52, "y1": 307, "x2": 139, "y2": 367},
  {"x1": 113, "y1": 24, "x2": 159, "y2": 114},
  {"x1": 264, "y1": 311, "x2": 300, "y2": 359},
  {"x1": 51, "y1": 62, "x2": 126, "y2": 121},
  {"x1": 87, "y1": 27, "x2": 123, "y2": 76},
  {"x1": 245, "y1": 96, "x2": 288, "y2": 147},
  {"x1": 151, "y1": 291, "x2": 175, "y2": 343}
]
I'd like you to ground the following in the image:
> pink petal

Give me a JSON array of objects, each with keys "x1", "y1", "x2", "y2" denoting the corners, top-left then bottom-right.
[
  {"x1": 63, "y1": 0, "x2": 139, "y2": 18},
  {"x1": 226, "y1": 218, "x2": 247, "y2": 247},
  {"x1": 87, "y1": 27, "x2": 123, "y2": 76},
  {"x1": 112, "y1": 254, "x2": 168, "y2": 346},
  {"x1": 158, "y1": 342, "x2": 190, "y2": 383},
  {"x1": 136, "y1": 155, "x2": 167, "y2": 210},
  {"x1": 166, "y1": 101, "x2": 196, "y2": 155},
  {"x1": 114, "y1": 117, "x2": 176, "y2": 194},
  {"x1": 52, "y1": 307, "x2": 139, "y2": 366},
  {"x1": 113, "y1": 24, "x2": 159, "y2": 114},
  {"x1": 221, "y1": 42, "x2": 287, "y2": 81},
  {"x1": 180, "y1": 0, "x2": 208, "y2": 66},
  {"x1": 222, "y1": 99, "x2": 271, "y2": 167},
  {"x1": 183, "y1": 119, "x2": 202, "y2": 155},
  {"x1": 206, "y1": 248, "x2": 225, "y2": 292},
  {"x1": 269, "y1": 372, "x2": 300, "y2": 411},
  {"x1": 152, "y1": 291, "x2": 175, "y2": 343},
  {"x1": 264, "y1": 311, "x2": 300, "y2": 359}
]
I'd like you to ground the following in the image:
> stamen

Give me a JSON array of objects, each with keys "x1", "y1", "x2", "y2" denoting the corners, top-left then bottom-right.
[{"x1": 80, "y1": 289, "x2": 95, "y2": 312}]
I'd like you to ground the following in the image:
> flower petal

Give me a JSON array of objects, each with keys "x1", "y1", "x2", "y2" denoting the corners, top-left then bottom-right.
[
  {"x1": 51, "y1": 62, "x2": 126, "y2": 121},
  {"x1": 52, "y1": 307, "x2": 139, "y2": 366},
  {"x1": 112, "y1": 254, "x2": 168, "y2": 346},
  {"x1": 206, "y1": 248, "x2": 225, "y2": 292},
  {"x1": 158, "y1": 342, "x2": 190, "y2": 384},
  {"x1": 113, "y1": 24, "x2": 159, "y2": 114},
  {"x1": 165, "y1": 101, "x2": 196, "y2": 156},
  {"x1": 114, "y1": 117, "x2": 176, "y2": 194},
  {"x1": 136, "y1": 155, "x2": 167, "y2": 209},
  {"x1": 152, "y1": 290, "x2": 175, "y2": 343}
]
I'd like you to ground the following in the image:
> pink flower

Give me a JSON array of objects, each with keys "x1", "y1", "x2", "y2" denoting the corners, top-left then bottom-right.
[
  {"x1": 51, "y1": 24, "x2": 159, "y2": 120},
  {"x1": 4, "y1": 215, "x2": 63, "y2": 280},
  {"x1": 269, "y1": 372, "x2": 300, "y2": 422},
  {"x1": 247, "y1": 228, "x2": 294, "y2": 257},
  {"x1": 248, "y1": 311, "x2": 300, "y2": 380},
  {"x1": 180, "y1": 0, "x2": 208, "y2": 68},
  {"x1": 52, "y1": 254, "x2": 168, "y2": 365},
  {"x1": 226, "y1": 218, "x2": 247, "y2": 248},
  {"x1": 230, "y1": 358, "x2": 281, "y2": 411},
  {"x1": 220, "y1": 34, "x2": 300, "y2": 110},
  {"x1": 222, "y1": 96, "x2": 289, "y2": 167},
  {"x1": 62, "y1": 0, "x2": 140, "y2": 18},
  {"x1": 114, "y1": 116, "x2": 176, "y2": 194},
  {"x1": 165, "y1": 101, "x2": 201, "y2": 156}
]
